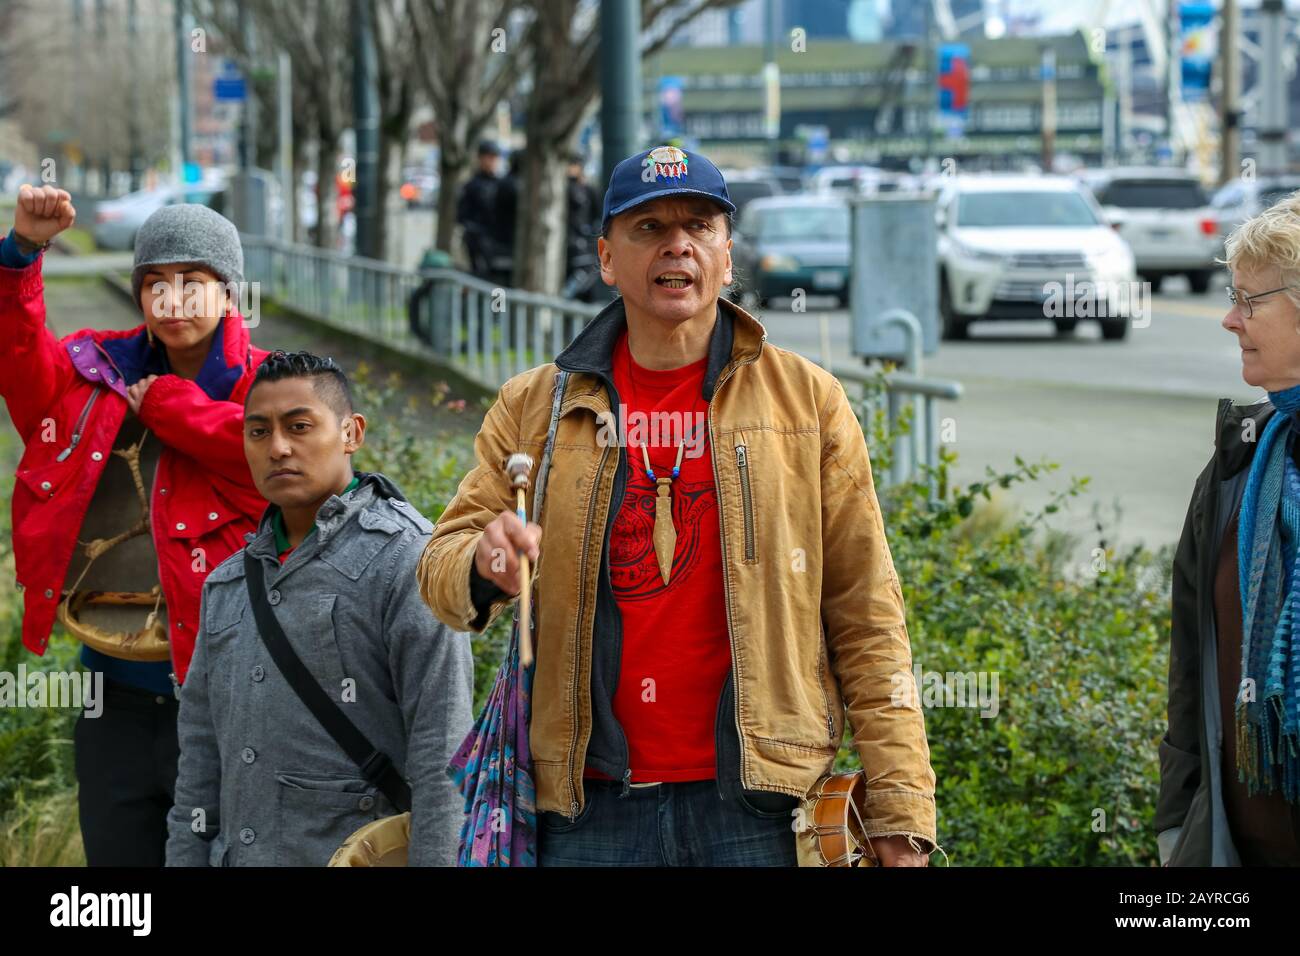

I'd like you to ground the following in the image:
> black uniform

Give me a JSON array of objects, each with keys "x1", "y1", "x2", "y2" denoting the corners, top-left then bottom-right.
[{"x1": 457, "y1": 171, "x2": 500, "y2": 277}]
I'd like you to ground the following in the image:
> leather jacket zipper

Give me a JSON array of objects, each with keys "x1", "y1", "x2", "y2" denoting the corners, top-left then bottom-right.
[
  {"x1": 816, "y1": 629, "x2": 837, "y2": 742},
  {"x1": 55, "y1": 388, "x2": 101, "y2": 462},
  {"x1": 735, "y1": 445, "x2": 755, "y2": 561},
  {"x1": 708, "y1": 350, "x2": 762, "y2": 791}
]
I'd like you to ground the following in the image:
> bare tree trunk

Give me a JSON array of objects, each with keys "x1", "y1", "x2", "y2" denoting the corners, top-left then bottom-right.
[
  {"x1": 436, "y1": 152, "x2": 464, "y2": 256},
  {"x1": 315, "y1": 134, "x2": 337, "y2": 251},
  {"x1": 292, "y1": 149, "x2": 308, "y2": 243},
  {"x1": 374, "y1": 130, "x2": 392, "y2": 262},
  {"x1": 513, "y1": 148, "x2": 568, "y2": 294},
  {"x1": 511, "y1": 8, "x2": 577, "y2": 295},
  {"x1": 408, "y1": 0, "x2": 531, "y2": 268}
]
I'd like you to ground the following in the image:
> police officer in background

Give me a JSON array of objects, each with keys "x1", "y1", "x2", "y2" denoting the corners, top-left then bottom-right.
[
  {"x1": 456, "y1": 140, "x2": 502, "y2": 278},
  {"x1": 566, "y1": 153, "x2": 601, "y2": 241},
  {"x1": 564, "y1": 153, "x2": 606, "y2": 302}
]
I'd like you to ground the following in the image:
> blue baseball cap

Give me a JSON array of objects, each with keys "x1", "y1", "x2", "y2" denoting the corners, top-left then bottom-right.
[{"x1": 601, "y1": 146, "x2": 736, "y2": 233}]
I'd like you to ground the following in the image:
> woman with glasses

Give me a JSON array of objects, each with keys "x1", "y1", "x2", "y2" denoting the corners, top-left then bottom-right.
[{"x1": 1159, "y1": 193, "x2": 1300, "y2": 866}]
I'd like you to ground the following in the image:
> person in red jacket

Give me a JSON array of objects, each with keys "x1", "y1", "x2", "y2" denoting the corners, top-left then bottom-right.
[{"x1": 0, "y1": 184, "x2": 271, "y2": 866}]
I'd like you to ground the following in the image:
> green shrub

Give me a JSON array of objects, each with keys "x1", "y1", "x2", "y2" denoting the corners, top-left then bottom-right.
[
  {"x1": 0, "y1": 788, "x2": 84, "y2": 867},
  {"x1": 0, "y1": 426, "x2": 85, "y2": 859},
  {"x1": 828, "y1": 382, "x2": 1171, "y2": 866}
]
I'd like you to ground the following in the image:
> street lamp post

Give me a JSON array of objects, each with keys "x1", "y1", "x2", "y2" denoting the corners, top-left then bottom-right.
[
  {"x1": 128, "y1": 0, "x2": 141, "y2": 191},
  {"x1": 600, "y1": 0, "x2": 641, "y2": 188},
  {"x1": 176, "y1": 0, "x2": 192, "y2": 171},
  {"x1": 1259, "y1": 0, "x2": 1288, "y2": 176},
  {"x1": 1041, "y1": 45, "x2": 1056, "y2": 173},
  {"x1": 1220, "y1": 0, "x2": 1241, "y2": 185},
  {"x1": 351, "y1": 0, "x2": 380, "y2": 260},
  {"x1": 238, "y1": 0, "x2": 258, "y2": 173},
  {"x1": 763, "y1": 0, "x2": 781, "y2": 166}
]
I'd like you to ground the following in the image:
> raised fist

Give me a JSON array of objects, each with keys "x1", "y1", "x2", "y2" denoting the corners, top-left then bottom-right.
[{"x1": 13, "y1": 184, "x2": 76, "y2": 246}]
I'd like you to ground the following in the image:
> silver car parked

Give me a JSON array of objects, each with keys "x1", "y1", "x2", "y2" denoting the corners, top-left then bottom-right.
[{"x1": 1079, "y1": 167, "x2": 1220, "y2": 294}]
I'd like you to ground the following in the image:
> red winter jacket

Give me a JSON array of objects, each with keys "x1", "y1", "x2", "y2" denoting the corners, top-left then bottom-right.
[{"x1": 0, "y1": 254, "x2": 270, "y2": 685}]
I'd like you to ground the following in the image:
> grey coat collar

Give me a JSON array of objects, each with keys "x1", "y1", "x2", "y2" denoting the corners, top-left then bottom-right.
[{"x1": 245, "y1": 471, "x2": 408, "y2": 559}]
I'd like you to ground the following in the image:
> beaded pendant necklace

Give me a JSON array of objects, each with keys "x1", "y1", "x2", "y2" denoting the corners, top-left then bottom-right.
[{"x1": 624, "y1": 341, "x2": 695, "y2": 586}]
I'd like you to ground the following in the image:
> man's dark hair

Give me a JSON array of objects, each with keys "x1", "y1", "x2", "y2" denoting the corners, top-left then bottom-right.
[{"x1": 246, "y1": 350, "x2": 354, "y2": 418}]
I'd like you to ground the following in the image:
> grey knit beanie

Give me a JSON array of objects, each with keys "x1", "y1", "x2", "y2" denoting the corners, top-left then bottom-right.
[{"x1": 131, "y1": 203, "x2": 244, "y2": 304}]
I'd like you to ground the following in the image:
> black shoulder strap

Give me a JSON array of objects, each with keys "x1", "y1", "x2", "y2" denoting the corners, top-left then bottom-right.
[{"x1": 243, "y1": 551, "x2": 412, "y2": 813}]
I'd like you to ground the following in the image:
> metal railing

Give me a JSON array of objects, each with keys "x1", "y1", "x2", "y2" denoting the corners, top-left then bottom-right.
[
  {"x1": 808, "y1": 309, "x2": 963, "y2": 491},
  {"x1": 834, "y1": 365, "x2": 963, "y2": 491},
  {"x1": 241, "y1": 235, "x2": 602, "y2": 388},
  {"x1": 241, "y1": 236, "x2": 961, "y2": 488}
]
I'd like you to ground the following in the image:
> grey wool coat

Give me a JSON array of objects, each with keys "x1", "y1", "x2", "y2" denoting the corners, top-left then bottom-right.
[{"x1": 165, "y1": 472, "x2": 474, "y2": 867}]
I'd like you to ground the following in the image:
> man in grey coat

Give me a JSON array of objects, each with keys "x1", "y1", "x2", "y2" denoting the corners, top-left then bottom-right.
[{"x1": 166, "y1": 351, "x2": 473, "y2": 866}]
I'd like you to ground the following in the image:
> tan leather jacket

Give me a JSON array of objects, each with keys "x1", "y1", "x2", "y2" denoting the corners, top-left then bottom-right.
[{"x1": 418, "y1": 298, "x2": 937, "y2": 849}]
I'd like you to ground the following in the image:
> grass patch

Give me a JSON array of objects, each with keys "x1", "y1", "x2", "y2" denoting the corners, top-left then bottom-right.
[{"x1": 58, "y1": 227, "x2": 98, "y2": 256}]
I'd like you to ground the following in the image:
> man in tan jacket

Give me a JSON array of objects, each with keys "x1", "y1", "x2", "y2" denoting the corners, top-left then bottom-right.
[{"x1": 418, "y1": 146, "x2": 936, "y2": 866}]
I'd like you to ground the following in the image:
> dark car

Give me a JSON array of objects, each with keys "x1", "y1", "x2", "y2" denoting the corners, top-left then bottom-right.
[
  {"x1": 719, "y1": 170, "x2": 784, "y2": 217},
  {"x1": 731, "y1": 196, "x2": 850, "y2": 307},
  {"x1": 762, "y1": 165, "x2": 806, "y2": 195}
]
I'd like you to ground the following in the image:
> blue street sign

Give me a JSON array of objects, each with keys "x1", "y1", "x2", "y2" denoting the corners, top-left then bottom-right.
[
  {"x1": 214, "y1": 60, "x2": 247, "y2": 102},
  {"x1": 214, "y1": 76, "x2": 246, "y2": 101},
  {"x1": 659, "y1": 76, "x2": 685, "y2": 139}
]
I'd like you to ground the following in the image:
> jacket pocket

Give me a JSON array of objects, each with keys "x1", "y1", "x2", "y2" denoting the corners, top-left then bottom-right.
[
  {"x1": 207, "y1": 832, "x2": 230, "y2": 867},
  {"x1": 539, "y1": 788, "x2": 598, "y2": 833},
  {"x1": 15, "y1": 456, "x2": 78, "y2": 501},
  {"x1": 319, "y1": 511, "x2": 401, "y2": 580},
  {"x1": 273, "y1": 770, "x2": 383, "y2": 866},
  {"x1": 735, "y1": 444, "x2": 757, "y2": 563},
  {"x1": 161, "y1": 505, "x2": 246, "y2": 543},
  {"x1": 736, "y1": 788, "x2": 800, "y2": 820},
  {"x1": 299, "y1": 593, "x2": 347, "y2": 690},
  {"x1": 203, "y1": 591, "x2": 246, "y2": 635}
]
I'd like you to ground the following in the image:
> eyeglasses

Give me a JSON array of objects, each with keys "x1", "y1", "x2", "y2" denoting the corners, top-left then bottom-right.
[{"x1": 1226, "y1": 285, "x2": 1292, "y2": 319}]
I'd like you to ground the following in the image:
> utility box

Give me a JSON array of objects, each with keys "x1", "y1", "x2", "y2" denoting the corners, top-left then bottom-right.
[
  {"x1": 848, "y1": 193, "x2": 939, "y2": 362},
  {"x1": 227, "y1": 169, "x2": 282, "y2": 238},
  {"x1": 409, "y1": 249, "x2": 456, "y2": 355}
]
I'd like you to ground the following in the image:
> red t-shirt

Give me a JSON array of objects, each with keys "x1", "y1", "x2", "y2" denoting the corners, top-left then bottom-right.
[{"x1": 587, "y1": 329, "x2": 732, "y2": 783}]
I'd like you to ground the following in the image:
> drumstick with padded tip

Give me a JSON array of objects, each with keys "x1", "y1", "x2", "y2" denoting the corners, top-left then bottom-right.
[{"x1": 504, "y1": 453, "x2": 536, "y2": 668}]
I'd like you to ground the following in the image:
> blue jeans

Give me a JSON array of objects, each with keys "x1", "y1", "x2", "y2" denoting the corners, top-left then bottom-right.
[{"x1": 537, "y1": 778, "x2": 799, "y2": 867}]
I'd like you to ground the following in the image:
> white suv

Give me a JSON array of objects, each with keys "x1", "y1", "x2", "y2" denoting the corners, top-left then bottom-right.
[
  {"x1": 1080, "y1": 167, "x2": 1220, "y2": 293},
  {"x1": 936, "y1": 175, "x2": 1138, "y2": 341}
]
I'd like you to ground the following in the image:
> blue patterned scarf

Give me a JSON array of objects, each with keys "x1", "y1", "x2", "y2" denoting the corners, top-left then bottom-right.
[{"x1": 1237, "y1": 384, "x2": 1300, "y2": 801}]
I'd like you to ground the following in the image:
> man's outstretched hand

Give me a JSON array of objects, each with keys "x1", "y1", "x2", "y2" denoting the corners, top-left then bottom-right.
[{"x1": 474, "y1": 510, "x2": 542, "y2": 596}]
